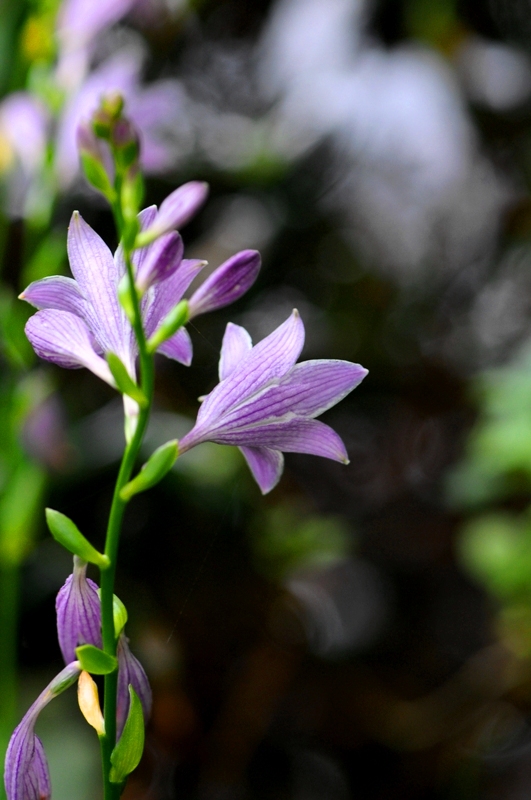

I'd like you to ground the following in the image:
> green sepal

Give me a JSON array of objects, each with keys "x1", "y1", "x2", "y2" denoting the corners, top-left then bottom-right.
[
  {"x1": 45, "y1": 509, "x2": 109, "y2": 568},
  {"x1": 79, "y1": 152, "x2": 115, "y2": 201},
  {"x1": 147, "y1": 300, "x2": 189, "y2": 353},
  {"x1": 98, "y1": 590, "x2": 129, "y2": 638},
  {"x1": 106, "y1": 353, "x2": 148, "y2": 408},
  {"x1": 110, "y1": 686, "x2": 145, "y2": 783},
  {"x1": 120, "y1": 440, "x2": 178, "y2": 502},
  {"x1": 75, "y1": 645, "x2": 118, "y2": 675}
]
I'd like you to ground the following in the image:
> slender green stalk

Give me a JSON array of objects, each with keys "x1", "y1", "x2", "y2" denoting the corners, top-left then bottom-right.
[
  {"x1": 98, "y1": 229, "x2": 154, "y2": 799},
  {"x1": 0, "y1": 563, "x2": 18, "y2": 800}
]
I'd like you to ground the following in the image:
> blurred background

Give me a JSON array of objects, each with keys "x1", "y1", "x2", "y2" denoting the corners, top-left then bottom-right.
[{"x1": 6, "y1": 0, "x2": 531, "y2": 798}]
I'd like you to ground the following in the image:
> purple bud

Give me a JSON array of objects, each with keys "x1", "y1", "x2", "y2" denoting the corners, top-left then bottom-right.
[
  {"x1": 136, "y1": 231, "x2": 184, "y2": 292},
  {"x1": 188, "y1": 249, "x2": 261, "y2": 319},
  {"x1": 56, "y1": 557, "x2": 102, "y2": 664},
  {"x1": 4, "y1": 662, "x2": 80, "y2": 800},
  {"x1": 140, "y1": 181, "x2": 209, "y2": 242},
  {"x1": 116, "y1": 634, "x2": 152, "y2": 738}
]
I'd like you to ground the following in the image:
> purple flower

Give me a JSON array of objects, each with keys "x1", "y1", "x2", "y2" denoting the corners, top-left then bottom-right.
[
  {"x1": 178, "y1": 310, "x2": 368, "y2": 493},
  {"x1": 116, "y1": 635, "x2": 152, "y2": 738},
  {"x1": 21, "y1": 206, "x2": 260, "y2": 380},
  {"x1": 4, "y1": 663, "x2": 81, "y2": 800},
  {"x1": 56, "y1": 556, "x2": 102, "y2": 664}
]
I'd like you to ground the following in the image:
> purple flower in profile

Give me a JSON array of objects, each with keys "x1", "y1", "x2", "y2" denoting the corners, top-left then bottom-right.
[
  {"x1": 116, "y1": 635, "x2": 152, "y2": 738},
  {"x1": 178, "y1": 310, "x2": 368, "y2": 493},
  {"x1": 21, "y1": 205, "x2": 260, "y2": 385},
  {"x1": 4, "y1": 663, "x2": 81, "y2": 800},
  {"x1": 56, "y1": 557, "x2": 102, "y2": 663}
]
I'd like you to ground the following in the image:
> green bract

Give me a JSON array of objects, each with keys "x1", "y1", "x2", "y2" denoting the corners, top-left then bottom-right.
[
  {"x1": 110, "y1": 687, "x2": 145, "y2": 784},
  {"x1": 120, "y1": 440, "x2": 178, "y2": 501},
  {"x1": 45, "y1": 509, "x2": 109, "y2": 568}
]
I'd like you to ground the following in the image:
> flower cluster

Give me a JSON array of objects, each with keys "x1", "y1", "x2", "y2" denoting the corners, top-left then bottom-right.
[{"x1": 20, "y1": 179, "x2": 367, "y2": 492}]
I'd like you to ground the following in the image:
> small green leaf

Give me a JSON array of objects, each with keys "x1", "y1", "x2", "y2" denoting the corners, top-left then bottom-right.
[
  {"x1": 120, "y1": 440, "x2": 178, "y2": 502},
  {"x1": 147, "y1": 300, "x2": 189, "y2": 353},
  {"x1": 98, "y1": 590, "x2": 129, "y2": 637},
  {"x1": 106, "y1": 353, "x2": 148, "y2": 408},
  {"x1": 80, "y1": 152, "x2": 115, "y2": 200},
  {"x1": 110, "y1": 687, "x2": 145, "y2": 783},
  {"x1": 75, "y1": 645, "x2": 118, "y2": 675},
  {"x1": 45, "y1": 509, "x2": 109, "y2": 568}
]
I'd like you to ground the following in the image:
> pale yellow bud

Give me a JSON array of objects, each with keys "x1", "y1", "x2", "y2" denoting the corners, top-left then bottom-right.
[{"x1": 77, "y1": 670, "x2": 105, "y2": 736}]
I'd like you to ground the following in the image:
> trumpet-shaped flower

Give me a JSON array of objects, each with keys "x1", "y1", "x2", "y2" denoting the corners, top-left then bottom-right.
[
  {"x1": 178, "y1": 311, "x2": 368, "y2": 493},
  {"x1": 4, "y1": 662, "x2": 81, "y2": 800},
  {"x1": 21, "y1": 204, "x2": 260, "y2": 385},
  {"x1": 56, "y1": 557, "x2": 102, "y2": 663}
]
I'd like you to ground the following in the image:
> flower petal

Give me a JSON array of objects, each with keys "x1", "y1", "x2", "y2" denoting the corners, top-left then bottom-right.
[
  {"x1": 203, "y1": 419, "x2": 349, "y2": 463},
  {"x1": 240, "y1": 446, "x2": 284, "y2": 494},
  {"x1": 188, "y1": 250, "x2": 260, "y2": 318},
  {"x1": 146, "y1": 181, "x2": 208, "y2": 238},
  {"x1": 25, "y1": 310, "x2": 115, "y2": 385},
  {"x1": 144, "y1": 258, "x2": 206, "y2": 337},
  {"x1": 20, "y1": 276, "x2": 87, "y2": 318},
  {"x1": 219, "y1": 323, "x2": 253, "y2": 381},
  {"x1": 157, "y1": 327, "x2": 193, "y2": 366},
  {"x1": 67, "y1": 212, "x2": 127, "y2": 356},
  {"x1": 136, "y1": 231, "x2": 183, "y2": 291},
  {"x1": 196, "y1": 310, "x2": 305, "y2": 428},
  {"x1": 214, "y1": 359, "x2": 368, "y2": 431}
]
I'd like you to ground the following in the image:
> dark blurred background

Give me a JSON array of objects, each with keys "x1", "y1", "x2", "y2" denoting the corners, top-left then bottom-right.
[{"x1": 15, "y1": 0, "x2": 531, "y2": 798}]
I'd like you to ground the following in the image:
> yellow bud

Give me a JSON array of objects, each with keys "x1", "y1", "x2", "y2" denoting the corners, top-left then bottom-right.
[{"x1": 78, "y1": 671, "x2": 105, "y2": 736}]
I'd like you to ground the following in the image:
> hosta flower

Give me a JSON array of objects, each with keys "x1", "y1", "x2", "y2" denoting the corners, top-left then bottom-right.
[
  {"x1": 178, "y1": 311, "x2": 368, "y2": 493},
  {"x1": 56, "y1": 556, "x2": 102, "y2": 663},
  {"x1": 4, "y1": 663, "x2": 81, "y2": 800},
  {"x1": 21, "y1": 204, "x2": 260, "y2": 385}
]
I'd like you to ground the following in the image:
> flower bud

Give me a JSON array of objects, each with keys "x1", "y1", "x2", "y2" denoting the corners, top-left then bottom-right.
[
  {"x1": 116, "y1": 635, "x2": 152, "y2": 738},
  {"x1": 56, "y1": 557, "x2": 102, "y2": 664}
]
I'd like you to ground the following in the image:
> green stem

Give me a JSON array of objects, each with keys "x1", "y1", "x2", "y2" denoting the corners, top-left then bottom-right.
[
  {"x1": 98, "y1": 235, "x2": 154, "y2": 799},
  {"x1": 0, "y1": 562, "x2": 18, "y2": 800}
]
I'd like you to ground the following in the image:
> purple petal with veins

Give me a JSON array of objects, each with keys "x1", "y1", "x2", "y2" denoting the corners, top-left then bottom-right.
[
  {"x1": 219, "y1": 323, "x2": 253, "y2": 381},
  {"x1": 144, "y1": 181, "x2": 209, "y2": 238},
  {"x1": 157, "y1": 327, "x2": 193, "y2": 366},
  {"x1": 240, "y1": 447, "x2": 284, "y2": 494},
  {"x1": 136, "y1": 231, "x2": 183, "y2": 292},
  {"x1": 25, "y1": 310, "x2": 115, "y2": 385},
  {"x1": 56, "y1": 557, "x2": 102, "y2": 664},
  {"x1": 20, "y1": 276, "x2": 87, "y2": 318},
  {"x1": 188, "y1": 250, "x2": 260, "y2": 319}
]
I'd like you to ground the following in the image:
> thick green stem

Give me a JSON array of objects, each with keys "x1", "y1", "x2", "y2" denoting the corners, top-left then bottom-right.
[
  {"x1": 0, "y1": 562, "x2": 18, "y2": 800},
  {"x1": 98, "y1": 237, "x2": 154, "y2": 800}
]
